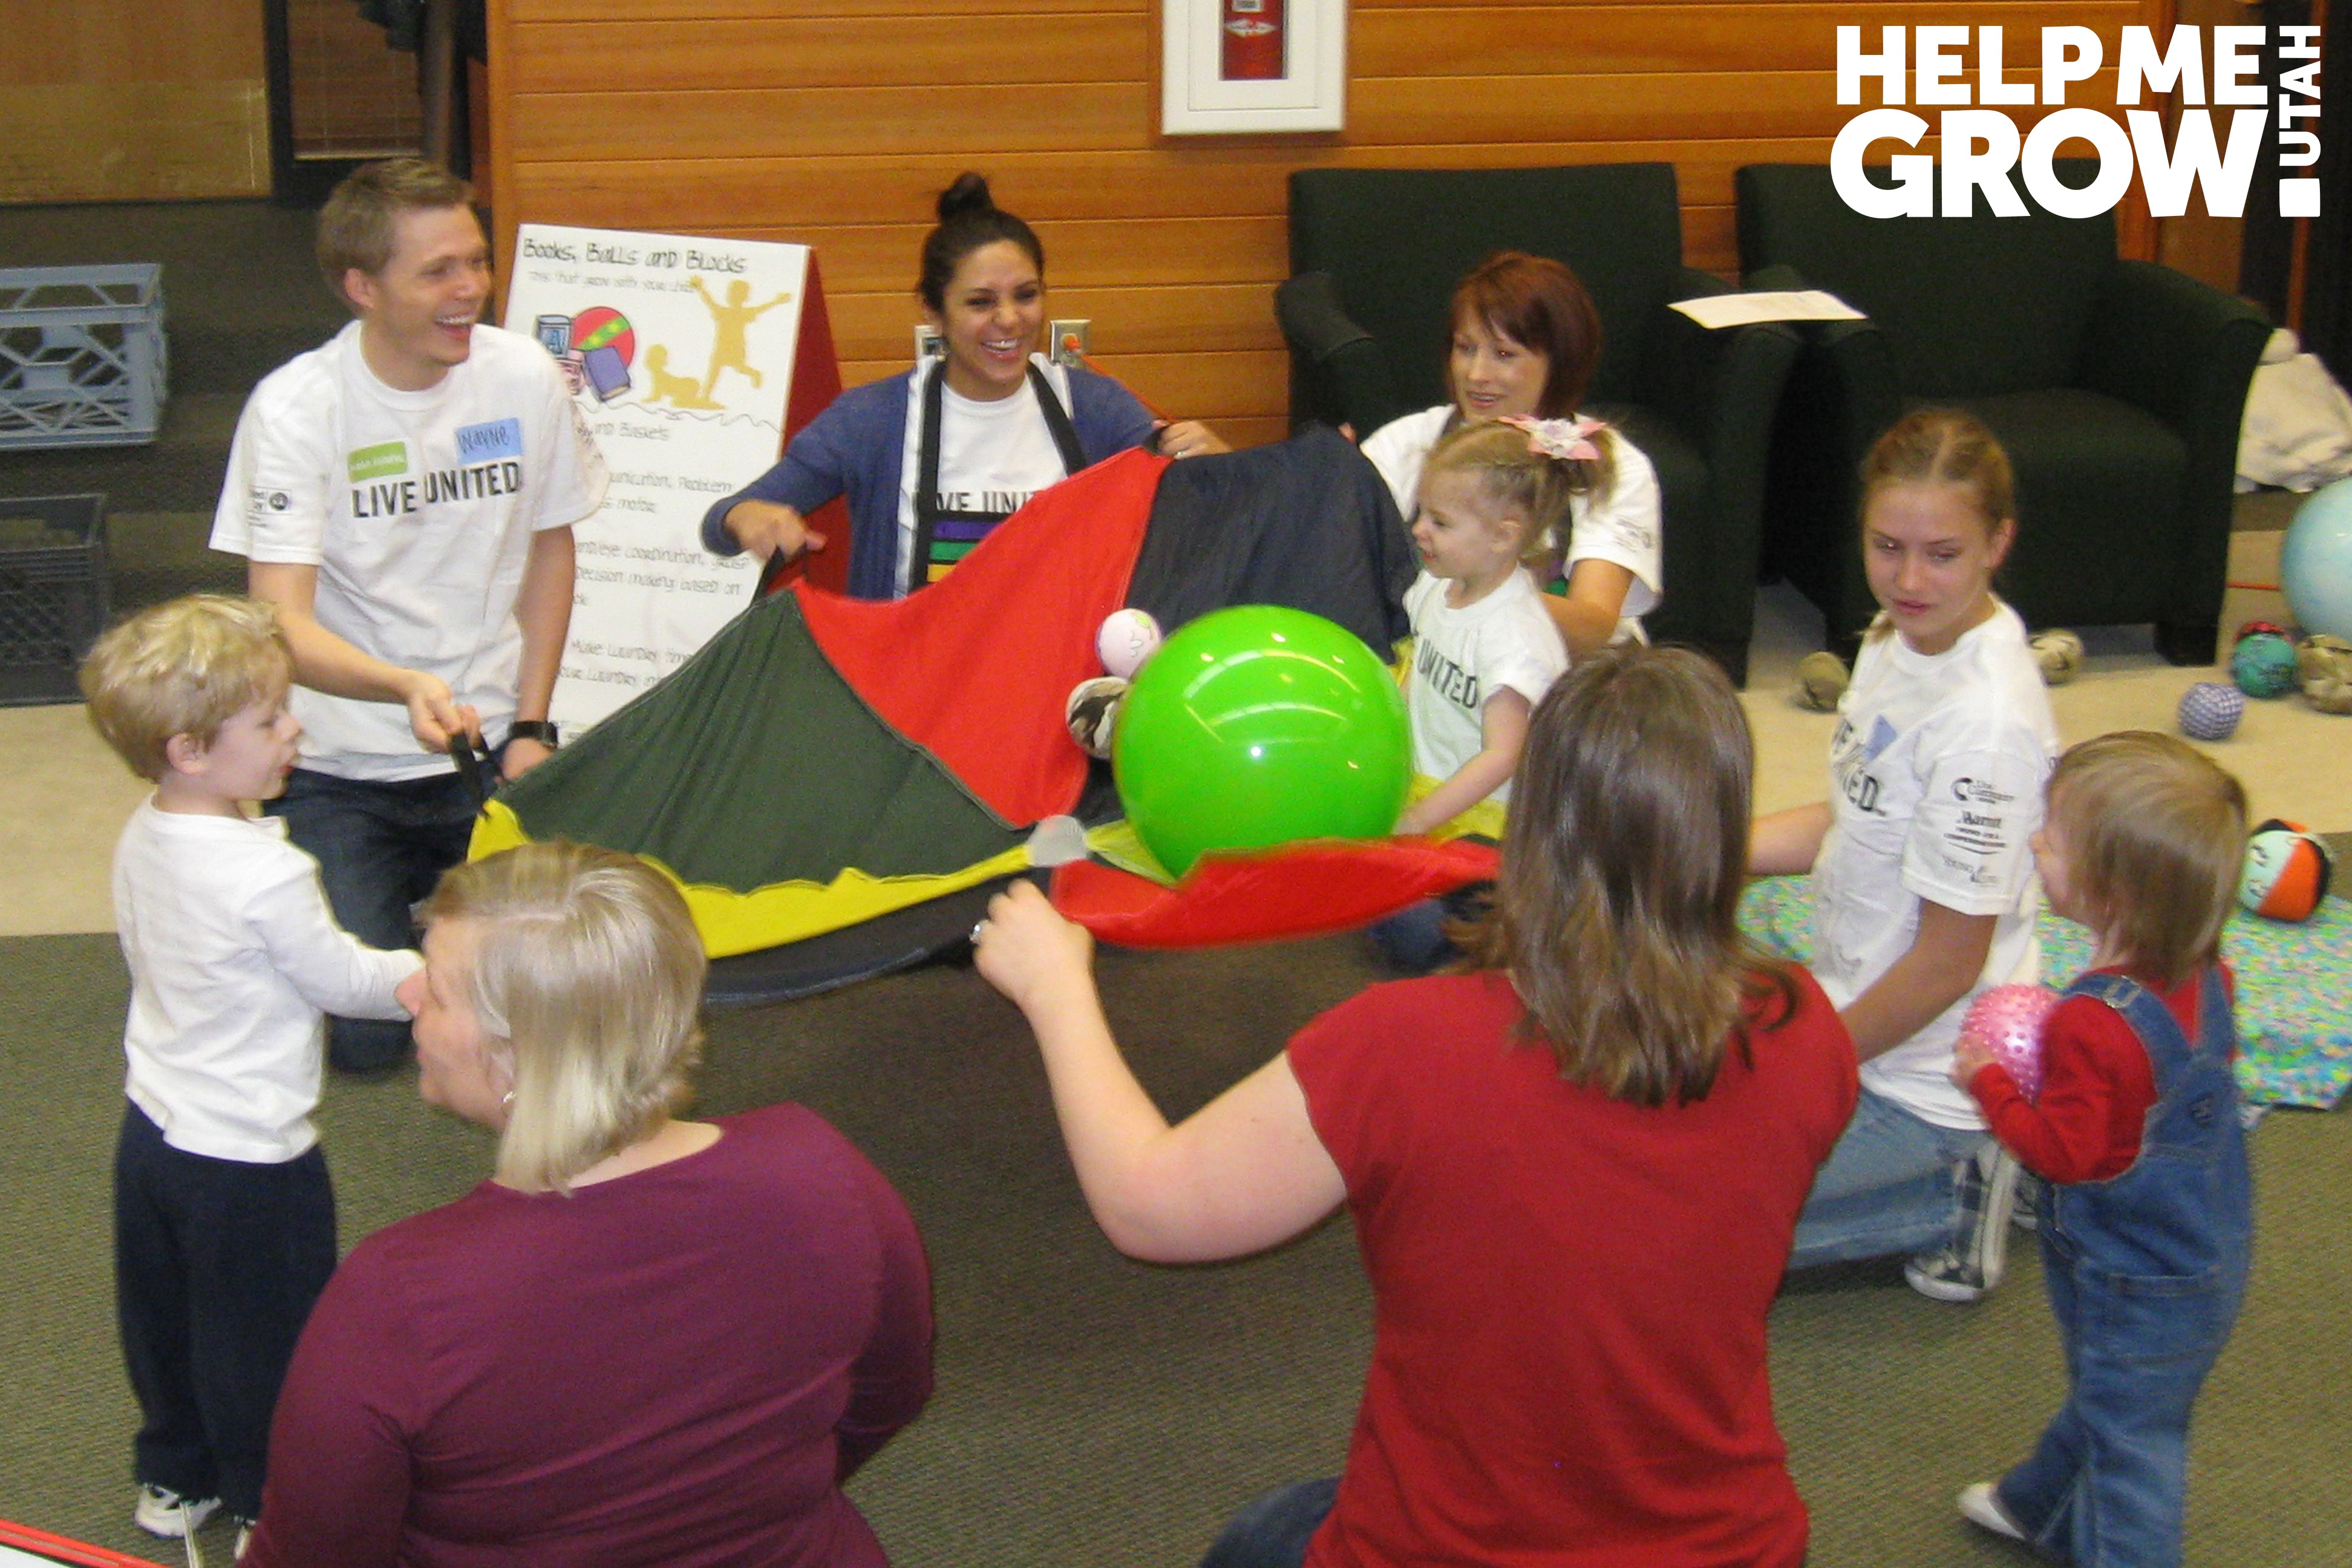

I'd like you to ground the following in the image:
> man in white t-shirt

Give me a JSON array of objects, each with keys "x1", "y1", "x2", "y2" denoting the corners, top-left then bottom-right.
[{"x1": 210, "y1": 159, "x2": 607, "y2": 1072}]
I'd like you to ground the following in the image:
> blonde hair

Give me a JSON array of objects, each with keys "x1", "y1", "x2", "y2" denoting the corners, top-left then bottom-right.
[
  {"x1": 318, "y1": 157, "x2": 475, "y2": 304},
  {"x1": 1856, "y1": 407, "x2": 2016, "y2": 642},
  {"x1": 1462, "y1": 645, "x2": 1798, "y2": 1105},
  {"x1": 1420, "y1": 419, "x2": 1602, "y2": 569},
  {"x1": 2046, "y1": 732, "x2": 2247, "y2": 989},
  {"x1": 80, "y1": 595, "x2": 293, "y2": 782},
  {"x1": 422, "y1": 841, "x2": 707, "y2": 1194}
]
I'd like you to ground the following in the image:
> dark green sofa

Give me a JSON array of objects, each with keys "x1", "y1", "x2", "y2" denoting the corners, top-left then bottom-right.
[
  {"x1": 1277, "y1": 164, "x2": 1800, "y2": 685},
  {"x1": 1736, "y1": 162, "x2": 2271, "y2": 664}
]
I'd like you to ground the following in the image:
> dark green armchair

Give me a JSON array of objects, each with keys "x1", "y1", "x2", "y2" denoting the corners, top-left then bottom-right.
[
  {"x1": 1736, "y1": 162, "x2": 2271, "y2": 664},
  {"x1": 1278, "y1": 164, "x2": 1800, "y2": 685}
]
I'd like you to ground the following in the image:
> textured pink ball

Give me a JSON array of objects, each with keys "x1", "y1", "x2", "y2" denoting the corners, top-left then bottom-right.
[{"x1": 1963, "y1": 983, "x2": 2062, "y2": 1099}]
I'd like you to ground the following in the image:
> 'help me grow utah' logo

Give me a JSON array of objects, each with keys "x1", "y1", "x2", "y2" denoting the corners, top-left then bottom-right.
[{"x1": 1832, "y1": 25, "x2": 2322, "y2": 218}]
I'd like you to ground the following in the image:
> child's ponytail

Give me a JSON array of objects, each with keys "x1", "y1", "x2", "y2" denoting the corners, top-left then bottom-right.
[{"x1": 1423, "y1": 417, "x2": 1608, "y2": 568}]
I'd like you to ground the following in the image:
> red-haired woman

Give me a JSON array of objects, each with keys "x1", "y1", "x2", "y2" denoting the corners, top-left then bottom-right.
[{"x1": 1361, "y1": 251, "x2": 1662, "y2": 656}]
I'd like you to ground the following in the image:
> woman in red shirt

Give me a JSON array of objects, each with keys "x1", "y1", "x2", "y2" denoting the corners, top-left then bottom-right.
[{"x1": 975, "y1": 645, "x2": 1858, "y2": 1567}]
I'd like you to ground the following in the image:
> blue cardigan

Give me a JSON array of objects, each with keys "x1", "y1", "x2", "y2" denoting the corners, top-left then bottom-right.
[{"x1": 700, "y1": 363, "x2": 1158, "y2": 600}]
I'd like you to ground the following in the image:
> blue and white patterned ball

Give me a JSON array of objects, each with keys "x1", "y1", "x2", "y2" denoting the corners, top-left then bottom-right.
[{"x1": 2178, "y1": 680, "x2": 2246, "y2": 741}]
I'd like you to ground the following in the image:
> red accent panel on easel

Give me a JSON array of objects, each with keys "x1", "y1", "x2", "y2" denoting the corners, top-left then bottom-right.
[{"x1": 768, "y1": 258, "x2": 850, "y2": 596}]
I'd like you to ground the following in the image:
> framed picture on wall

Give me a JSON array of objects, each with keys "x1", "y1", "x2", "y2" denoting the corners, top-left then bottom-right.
[{"x1": 1161, "y1": 0, "x2": 1345, "y2": 136}]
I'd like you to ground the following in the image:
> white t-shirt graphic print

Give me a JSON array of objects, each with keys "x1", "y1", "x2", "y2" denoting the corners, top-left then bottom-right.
[
  {"x1": 212, "y1": 322, "x2": 607, "y2": 780},
  {"x1": 1403, "y1": 567, "x2": 1567, "y2": 808},
  {"x1": 1809, "y1": 602, "x2": 2058, "y2": 1129}
]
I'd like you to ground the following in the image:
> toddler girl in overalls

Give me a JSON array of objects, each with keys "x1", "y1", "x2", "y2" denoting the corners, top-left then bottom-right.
[{"x1": 1952, "y1": 731, "x2": 2253, "y2": 1567}]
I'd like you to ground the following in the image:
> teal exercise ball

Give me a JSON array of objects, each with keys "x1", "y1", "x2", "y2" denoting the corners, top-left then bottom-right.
[
  {"x1": 2283, "y1": 478, "x2": 2352, "y2": 641},
  {"x1": 1112, "y1": 606, "x2": 1410, "y2": 878}
]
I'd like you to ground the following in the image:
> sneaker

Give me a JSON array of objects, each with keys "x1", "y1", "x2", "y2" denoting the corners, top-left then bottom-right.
[
  {"x1": 1904, "y1": 1247, "x2": 1991, "y2": 1302},
  {"x1": 134, "y1": 1483, "x2": 220, "y2": 1538},
  {"x1": 1906, "y1": 1143, "x2": 2021, "y2": 1303},
  {"x1": 2011, "y1": 1172, "x2": 2044, "y2": 1232},
  {"x1": 1958, "y1": 1481, "x2": 2027, "y2": 1541}
]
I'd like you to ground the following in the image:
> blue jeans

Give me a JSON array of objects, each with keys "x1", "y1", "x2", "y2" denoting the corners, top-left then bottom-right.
[
  {"x1": 266, "y1": 766, "x2": 478, "y2": 1073},
  {"x1": 1788, "y1": 1088, "x2": 1987, "y2": 1269},
  {"x1": 1200, "y1": 1478, "x2": 1338, "y2": 1568},
  {"x1": 1367, "y1": 879, "x2": 1492, "y2": 975},
  {"x1": 1994, "y1": 969, "x2": 2251, "y2": 1568}
]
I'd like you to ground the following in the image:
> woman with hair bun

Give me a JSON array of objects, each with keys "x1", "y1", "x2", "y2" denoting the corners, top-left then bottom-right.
[
  {"x1": 704, "y1": 172, "x2": 1227, "y2": 599},
  {"x1": 240, "y1": 841, "x2": 935, "y2": 1566}
]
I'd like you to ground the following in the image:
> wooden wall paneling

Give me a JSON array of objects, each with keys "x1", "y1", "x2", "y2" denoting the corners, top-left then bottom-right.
[
  {"x1": 821, "y1": 284, "x2": 1283, "y2": 362},
  {"x1": 1351, "y1": 3, "x2": 2137, "y2": 77},
  {"x1": 511, "y1": 0, "x2": 1140, "y2": 17},
  {"x1": 690, "y1": 217, "x2": 1289, "y2": 292},
  {"x1": 500, "y1": 137, "x2": 1854, "y2": 235},
  {"x1": 831, "y1": 349, "x2": 1292, "y2": 422},
  {"x1": 508, "y1": 84, "x2": 1149, "y2": 163},
  {"x1": 508, "y1": 16, "x2": 1148, "y2": 93},
  {"x1": 489, "y1": 0, "x2": 2176, "y2": 439}
]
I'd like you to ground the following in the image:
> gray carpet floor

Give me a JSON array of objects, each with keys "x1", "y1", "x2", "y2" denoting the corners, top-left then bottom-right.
[{"x1": 4, "y1": 929, "x2": 2348, "y2": 1566}]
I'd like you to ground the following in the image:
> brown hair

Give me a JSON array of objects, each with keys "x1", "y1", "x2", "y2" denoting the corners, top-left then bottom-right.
[
  {"x1": 917, "y1": 172, "x2": 1045, "y2": 313},
  {"x1": 422, "y1": 841, "x2": 707, "y2": 1194},
  {"x1": 2045, "y1": 732, "x2": 2247, "y2": 989},
  {"x1": 1462, "y1": 645, "x2": 1799, "y2": 1105},
  {"x1": 80, "y1": 595, "x2": 293, "y2": 782},
  {"x1": 1451, "y1": 251, "x2": 1604, "y2": 419},
  {"x1": 317, "y1": 157, "x2": 475, "y2": 303}
]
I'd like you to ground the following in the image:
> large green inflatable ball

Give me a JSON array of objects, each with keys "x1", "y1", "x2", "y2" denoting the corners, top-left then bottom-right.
[
  {"x1": 2283, "y1": 477, "x2": 2352, "y2": 640},
  {"x1": 1112, "y1": 606, "x2": 1410, "y2": 878}
]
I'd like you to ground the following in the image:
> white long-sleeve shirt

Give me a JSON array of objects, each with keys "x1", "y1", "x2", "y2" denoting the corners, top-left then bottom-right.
[{"x1": 114, "y1": 801, "x2": 421, "y2": 1163}]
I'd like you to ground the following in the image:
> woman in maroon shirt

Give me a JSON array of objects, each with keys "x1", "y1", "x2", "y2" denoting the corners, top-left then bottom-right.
[
  {"x1": 975, "y1": 646, "x2": 1858, "y2": 1567},
  {"x1": 243, "y1": 843, "x2": 933, "y2": 1567}
]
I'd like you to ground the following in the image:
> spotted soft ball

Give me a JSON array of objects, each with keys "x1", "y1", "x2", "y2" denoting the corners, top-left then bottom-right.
[
  {"x1": 1793, "y1": 650, "x2": 1849, "y2": 711},
  {"x1": 2299, "y1": 633, "x2": 2352, "y2": 715},
  {"x1": 1962, "y1": 983, "x2": 2062, "y2": 1100},
  {"x1": 1064, "y1": 676, "x2": 1128, "y2": 759},
  {"x1": 2178, "y1": 681, "x2": 2246, "y2": 740},
  {"x1": 2030, "y1": 628, "x2": 2084, "y2": 685},
  {"x1": 2230, "y1": 630, "x2": 2300, "y2": 698}
]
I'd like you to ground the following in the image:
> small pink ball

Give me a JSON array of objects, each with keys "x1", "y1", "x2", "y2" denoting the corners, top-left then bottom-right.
[{"x1": 1962, "y1": 983, "x2": 2062, "y2": 1099}]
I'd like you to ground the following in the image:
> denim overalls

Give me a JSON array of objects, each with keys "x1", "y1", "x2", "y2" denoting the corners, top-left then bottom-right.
[{"x1": 1996, "y1": 968, "x2": 2253, "y2": 1568}]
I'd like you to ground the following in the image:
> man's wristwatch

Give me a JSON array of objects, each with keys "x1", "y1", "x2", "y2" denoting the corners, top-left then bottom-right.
[{"x1": 506, "y1": 719, "x2": 561, "y2": 749}]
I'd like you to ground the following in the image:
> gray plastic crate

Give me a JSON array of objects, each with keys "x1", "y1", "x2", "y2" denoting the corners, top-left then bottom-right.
[
  {"x1": 0, "y1": 493, "x2": 109, "y2": 706},
  {"x1": 0, "y1": 264, "x2": 168, "y2": 449}
]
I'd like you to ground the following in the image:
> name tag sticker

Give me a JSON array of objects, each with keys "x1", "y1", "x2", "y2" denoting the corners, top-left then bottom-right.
[
  {"x1": 456, "y1": 418, "x2": 524, "y2": 463},
  {"x1": 347, "y1": 440, "x2": 408, "y2": 482}
]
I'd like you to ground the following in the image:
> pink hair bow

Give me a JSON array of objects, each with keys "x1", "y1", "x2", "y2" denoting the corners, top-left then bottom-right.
[{"x1": 1500, "y1": 414, "x2": 1607, "y2": 463}]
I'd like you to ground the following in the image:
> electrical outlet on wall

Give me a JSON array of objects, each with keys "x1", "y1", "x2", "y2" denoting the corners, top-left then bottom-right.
[
  {"x1": 1050, "y1": 319, "x2": 1091, "y2": 366},
  {"x1": 914, "y1": 324, "x2": 944, "y2": 361}
]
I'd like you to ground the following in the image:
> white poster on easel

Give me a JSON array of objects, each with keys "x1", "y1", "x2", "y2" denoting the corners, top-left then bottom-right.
[{"x1": 503, "y1": 225, "x2": 811, "y2": 731}]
